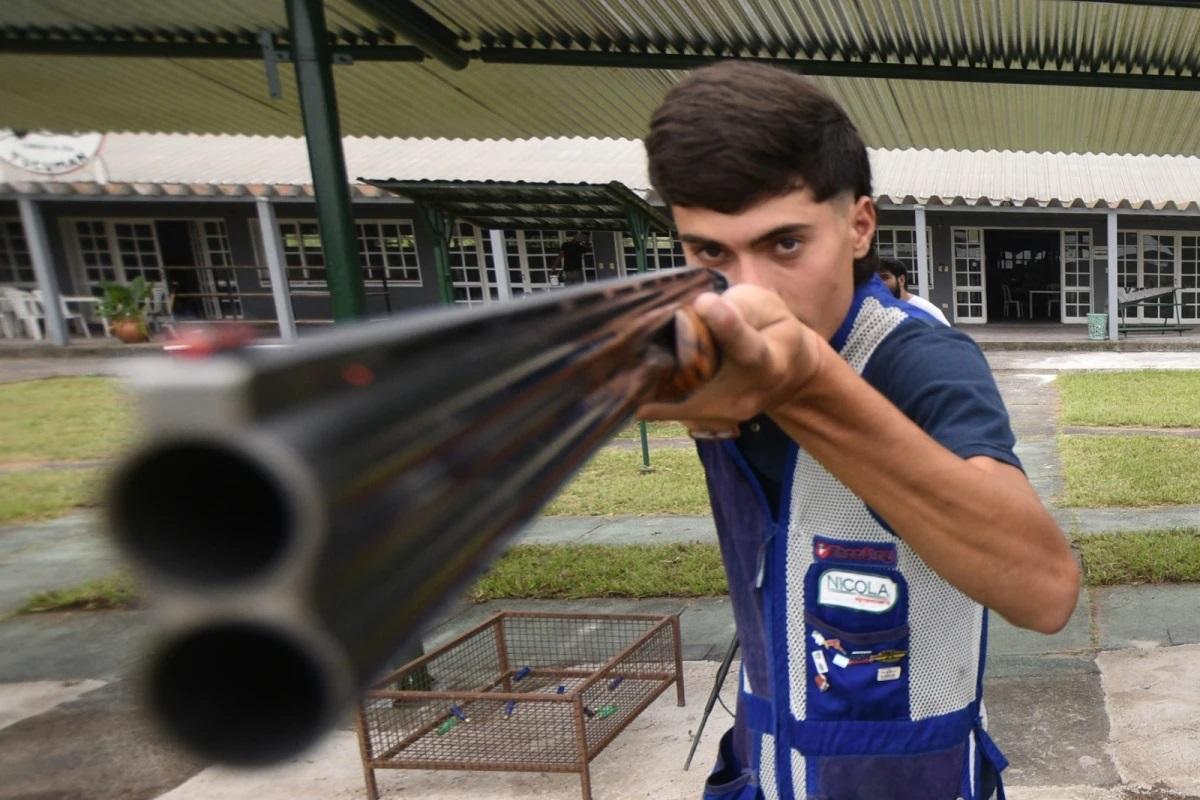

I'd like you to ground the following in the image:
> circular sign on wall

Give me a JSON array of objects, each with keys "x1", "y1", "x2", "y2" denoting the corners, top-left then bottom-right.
[{"x1": 0, "y1": 129, "x2": 104, "y2": 175}]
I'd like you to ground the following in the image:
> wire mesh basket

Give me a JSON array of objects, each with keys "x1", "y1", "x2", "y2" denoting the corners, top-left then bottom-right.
[{"x1": 356, "y1": 611, "x2": 685, "y2": 800}]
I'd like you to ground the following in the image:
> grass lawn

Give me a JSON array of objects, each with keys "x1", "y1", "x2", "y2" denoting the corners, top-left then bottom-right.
[
  {"x1": 542, "y1": 448, "x2": 710, "y2": 515},
  {"x1": 613, "y1": 421, "x2": 690, "y2": 440},
  {"x1": 0, "y1": 469, "x2": 103, "y2": 525},
  {"x1": 21, "y1": 573, "x2": 137, "y2": 613},
  {"x1": 1057, "y1": 371, "x2": 1200, "y2": 428},
  {"x1": 1059, "y1": 436, "x2": 1200, "y2": 507},
  {"x1": 471, "y1": 542, "x2": 727, "y2": 600},
  {"x1": 27, "y1": 529, "x2": 1200, "y2": 612},
  {"x1": 1075, "y1": 529, "x2": 1200, "y2": 585},
  {"x1": 0, "y1": 377, "x2": 133, "y2": 463}
]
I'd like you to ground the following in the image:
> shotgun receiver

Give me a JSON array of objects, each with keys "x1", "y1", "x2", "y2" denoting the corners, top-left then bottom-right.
[{"x1": 106, "y1": 268, "x2": 724, "y2": 766}]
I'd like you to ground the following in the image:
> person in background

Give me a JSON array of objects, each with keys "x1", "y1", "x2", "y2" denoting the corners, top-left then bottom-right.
[
  {"x1": 552, "y1": 231, "x2": 591, "y2": 286},
  {"x1": 877, "y1": 255, "x2": 950, "y2": 325}
]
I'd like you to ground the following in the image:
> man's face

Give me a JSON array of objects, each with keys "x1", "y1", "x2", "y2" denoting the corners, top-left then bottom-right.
[
  {"x1": 878, "y1": 270, "x2": 902, "y2": 298},
  {"x1": 673, "y1": 188, "x2": 876, "y2": 339}
]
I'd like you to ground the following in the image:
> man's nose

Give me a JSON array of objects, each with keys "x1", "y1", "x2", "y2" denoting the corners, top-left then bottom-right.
[{"x1": 724, "y1": 255, "x2": 770, "y2": 287}]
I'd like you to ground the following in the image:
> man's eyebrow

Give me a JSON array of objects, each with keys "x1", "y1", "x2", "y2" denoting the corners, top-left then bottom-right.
[
  {"x1": 678, "y1": 233, "x2": 721, "y2": 246},
  {"x1": 678, "y1": 224, "x2": 813, "y2": 250},
  {"x1": 748, "y1": 223, "x2": 812, "y2": 248}
]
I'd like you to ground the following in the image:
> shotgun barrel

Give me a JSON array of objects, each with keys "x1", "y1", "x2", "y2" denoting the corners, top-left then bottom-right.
[{"x1": 106, "y1": 268, "x2": 723, "y2": 766}]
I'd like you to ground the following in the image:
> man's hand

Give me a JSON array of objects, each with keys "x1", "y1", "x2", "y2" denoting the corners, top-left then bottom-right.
[{"x1": 638, "y1": 284, "x2": 823, "y2": 438}]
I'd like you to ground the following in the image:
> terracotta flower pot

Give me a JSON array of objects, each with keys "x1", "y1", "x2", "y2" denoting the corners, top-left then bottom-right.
[{"x1": 111, "y1": 319, "x2": 148, "y2": 344}]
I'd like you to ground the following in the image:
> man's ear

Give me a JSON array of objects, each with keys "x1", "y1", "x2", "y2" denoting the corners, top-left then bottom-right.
[{"x1": 850, "y1": 195, "x2": 877, "y2": 259}]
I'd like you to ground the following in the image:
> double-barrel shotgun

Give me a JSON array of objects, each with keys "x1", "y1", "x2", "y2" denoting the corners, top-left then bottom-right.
[{"x1": 105, "y1": 268, "x2": 724, "y2": 766}]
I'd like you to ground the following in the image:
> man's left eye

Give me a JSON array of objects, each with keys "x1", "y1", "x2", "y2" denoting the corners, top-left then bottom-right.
[{"x1": 777, "y1": 238, "x2": 800, "y2": 252}]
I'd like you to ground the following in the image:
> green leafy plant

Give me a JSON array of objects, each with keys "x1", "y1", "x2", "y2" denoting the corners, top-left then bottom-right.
[
  {"x1": 96, "y1": 277, "x2": 150, "y2": 338},
  {"x1": 97, "y1": 276, "x2": 150, "y2": 323}
]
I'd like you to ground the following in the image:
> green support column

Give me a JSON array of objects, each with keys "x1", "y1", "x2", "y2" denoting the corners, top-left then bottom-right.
[
  {"x1": 627, "y1": 211, "x2": 654, "y2": 471},
  {"x1": 627, "y1": 211, "x2": 652, "y2": 275},
  {"x1": 286, "y1": 0, "x2": 365, "y2": 321},
  {"x1": 416, "y1": 204, "x2": 455, "y2": 305}
]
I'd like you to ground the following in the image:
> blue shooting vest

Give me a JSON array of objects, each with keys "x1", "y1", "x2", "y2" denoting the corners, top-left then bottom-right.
[{"x1": 697, "y1": 282, "x2": 1007, "y2": 800}]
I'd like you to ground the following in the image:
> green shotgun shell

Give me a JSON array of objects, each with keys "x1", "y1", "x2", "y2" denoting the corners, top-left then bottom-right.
[{"x1": 597, "y1": 704, "x2": 618, "y2": 719}]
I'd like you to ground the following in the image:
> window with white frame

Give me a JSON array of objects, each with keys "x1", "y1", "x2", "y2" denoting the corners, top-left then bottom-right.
[
  {"x1": 74, "y1": 220, "x2": 118, "y2": 286},
  {"x1": 0, "y1": 220, "x2": 34, "y2": 286},
  {"x1": 1117, "y1": 231, "x2": 1138, "y2": 290},
  {"x1": 71, "y1": 219, "x2": 165, "y2": 290},
  {"x1": 254, "y1": 218, "x2": 422, "y2": 288},
  {"x1": 1182, "y1": 235, "x2": 1199, "y2": 320},
  {"x1": 278, "y1": 221, "x2": 326, "y2": 286},
  {"x1": 621, "y1": 233, "x2": 687, "y2": 273},
  {"x1": 356, "y1": 221, "x2": 421, "y2": 285},
  {"x1": 500, "y1": 229, "x2": 597, "y2": 295},
  {"x1": 196, "y1": 220, "x2": 244, "y2": 319},
  {"x1": 1115, "y1": 229, "x2": 1200, "y2": 320},
  {"x1": 875, "y1": 227, "x2": 934, "y2": 293},
  {"x1": 449, "y1": 222, "x2": 497, "y2": 306}
]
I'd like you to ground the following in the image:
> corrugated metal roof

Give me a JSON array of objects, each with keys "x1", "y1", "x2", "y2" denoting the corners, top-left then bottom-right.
[
  {"x1": 5, "y1": 134, "x2": 1200, "y2": 211},
  {"x1": 870, "y1": 149, "x2": 1200, "y2": 211},
  {"x1": 367, "y1": 179, "x2": 674, "y2": 231},
  {"x1": 1, "y1": 0, "x2": 385, "y2": 43},
  {"x1": 431, "y1": 0, "x2": 1200, "y2": 75},
  {"x1": 4, "y1": 2, "x2": 1200, "y2": 155}
]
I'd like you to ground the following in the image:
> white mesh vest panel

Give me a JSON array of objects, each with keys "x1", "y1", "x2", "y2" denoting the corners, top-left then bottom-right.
[{"x1": 785, "y1": 297, "x2": 984, "y2": 723}]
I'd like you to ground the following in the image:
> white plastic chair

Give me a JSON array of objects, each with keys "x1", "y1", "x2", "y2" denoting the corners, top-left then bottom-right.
[
  {"x1": 1001, "y1": 284, "x2": 1025, "y2": 319},
  {"x1": 144, "y1": 283, "x2": 177, "y2": 335},
  {"x1": 0, "y1": 291, "x2": 17, "y2": 338},
  {"x1": 0, "y1": 287, "x2": 43, "y2": 339},
  {"x1": 31, "y1": 289, "x2": 92, "y2": 338}
]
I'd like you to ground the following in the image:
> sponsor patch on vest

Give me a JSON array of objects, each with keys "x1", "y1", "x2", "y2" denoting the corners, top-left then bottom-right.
[
  {"x1": 813, "y1": 538, "x2": 898, "y2": 566},
  {"x1": 817, "y1": 569, "x2": 898, "y2": 613}
]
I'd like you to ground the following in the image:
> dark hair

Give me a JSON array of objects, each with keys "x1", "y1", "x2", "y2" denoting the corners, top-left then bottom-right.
[
  {"x1": 646, "y1": 61, "x2": 875, "y2": 283},
  {"x1": 877, "y1": 256, "x2": 906, "y2": 282},
  {"x1": 646, "y1": 62, "x2": 871, "y2": 211}
]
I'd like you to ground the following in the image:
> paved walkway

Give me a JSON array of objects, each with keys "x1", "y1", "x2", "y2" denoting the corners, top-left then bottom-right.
[{"x1": 1, "y1": 347, "x2": 1199, "y2": 798}]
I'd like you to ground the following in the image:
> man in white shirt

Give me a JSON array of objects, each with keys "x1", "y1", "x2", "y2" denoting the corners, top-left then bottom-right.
[{"x1": 877, "y1": 256, "x2": 950, "y2": 325}]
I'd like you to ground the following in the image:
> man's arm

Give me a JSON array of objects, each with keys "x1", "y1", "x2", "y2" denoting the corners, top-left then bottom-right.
[
  {"x1": 640, "y1": 286, "x2": 1079, "y2": 634},
  {"x1": 768, "y1": 344, "x2": 1077, "y2": 634}
]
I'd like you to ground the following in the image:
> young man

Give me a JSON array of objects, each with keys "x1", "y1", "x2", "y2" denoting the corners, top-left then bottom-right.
[
  {"x1": 637, "y1": 62, "x2": 1078, "y2": 800},
  {"x1": 877, "y1": 255, "x2": 950, "y2": 325}
]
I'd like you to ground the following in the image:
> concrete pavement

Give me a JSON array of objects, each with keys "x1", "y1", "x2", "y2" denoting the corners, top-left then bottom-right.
[{"x1": 1, "y1": 346, "x2": 1199, "y2": 798}]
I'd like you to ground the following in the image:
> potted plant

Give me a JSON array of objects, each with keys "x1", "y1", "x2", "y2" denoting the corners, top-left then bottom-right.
[{"x1": 97, "y1": 277, "x2": 151, "y2": 343}]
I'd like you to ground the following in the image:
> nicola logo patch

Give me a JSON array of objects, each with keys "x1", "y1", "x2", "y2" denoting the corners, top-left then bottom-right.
[
  {"x1": 818, "y1": 569, "x2": 898, "y2": 613},
  {"x1": 813, "y1": 539, "x2": 897, "y2": 566}
]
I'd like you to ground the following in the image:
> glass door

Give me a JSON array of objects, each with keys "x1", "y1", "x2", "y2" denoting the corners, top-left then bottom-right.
[
  {"x1": 1060, "y1": 230, "x2": 1092, "y2": 323},
  {"x1": 952, "y1": 227, "x2": 986, "y2": 323}
]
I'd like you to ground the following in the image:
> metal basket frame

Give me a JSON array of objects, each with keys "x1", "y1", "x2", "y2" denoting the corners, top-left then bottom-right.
[{"x1": 356, "y1": 611, "x2": 685, "y2": 800}]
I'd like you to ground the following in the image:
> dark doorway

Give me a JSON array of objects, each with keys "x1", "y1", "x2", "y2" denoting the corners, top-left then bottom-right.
[
  {"x1": 984, "y1": 230, "x2": 1060, "y2": 322},
  {"x1": 155, "y1": 220, "x2": 206, "y2": 321}
]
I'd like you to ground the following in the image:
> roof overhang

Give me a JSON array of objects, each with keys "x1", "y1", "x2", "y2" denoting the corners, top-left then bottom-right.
[
  {"x1": 4, "y1": 1, "x2": 1200, "y2": 155},
  {"x1": 363, "y1": 179, "x2": 674, "y2": 232}
]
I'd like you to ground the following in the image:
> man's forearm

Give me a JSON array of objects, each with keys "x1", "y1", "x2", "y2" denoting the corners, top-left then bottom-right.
[{"x1": 768, "y1": 338, "x2": 1079, "y2": 633}]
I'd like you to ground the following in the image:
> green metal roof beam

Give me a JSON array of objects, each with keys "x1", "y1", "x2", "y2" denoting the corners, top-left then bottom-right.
[
  {"x1": 604, "y1": 182, "x2": 674, "y2": 234},
  {"x1": 445, "y1": 209, "x2": 627, "y2": 220},
  {"x1": 458, "y1": 218, "x2": 627, "y2": 231},
  {"x1": 0, "y1": 32, "x2": 424, "y2": 61},
  {"x1": 478, "y1": 47, "x2": 1200, "y2": 93},
  {"x1": 1073, "y1": 1, "x2": 1200, "y2": 8},
  {"x1": 348, "y1": 0, "x2": 467, "y2": 70}
]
